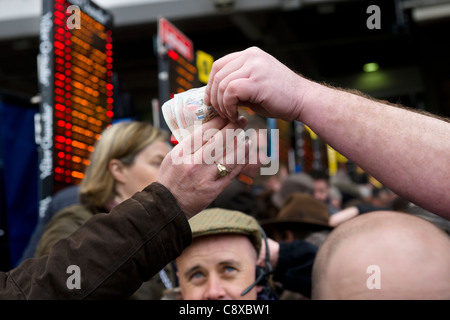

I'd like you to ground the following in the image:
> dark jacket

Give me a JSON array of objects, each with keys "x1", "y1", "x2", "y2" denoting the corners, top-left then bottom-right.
[
  {"x1": 0, "y1": 183, "x2": 191, "y2": 299},
  {"x1": 273, "y1": 240, "x2": 318, "y2": 299},
  {"x1": 18, "y1": 185, "x2": 80, "y2": 264},
  {"x1": 34, "y1": 202, "x2": 91, "y2": 258}
]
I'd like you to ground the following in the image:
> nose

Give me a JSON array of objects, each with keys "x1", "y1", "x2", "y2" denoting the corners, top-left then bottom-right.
[{"x1": 204, "y1": 274, "x2": 226, "y2": 300}]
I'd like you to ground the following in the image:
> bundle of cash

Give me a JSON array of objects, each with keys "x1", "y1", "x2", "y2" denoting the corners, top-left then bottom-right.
[{"x1": 162, "y1": 86, "x2": 218, "y2": 142}]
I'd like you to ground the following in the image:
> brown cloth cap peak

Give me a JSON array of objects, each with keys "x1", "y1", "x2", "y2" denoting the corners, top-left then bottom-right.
[{"x1": 189, "y1": 207, "x2": 262, "y2": 253}]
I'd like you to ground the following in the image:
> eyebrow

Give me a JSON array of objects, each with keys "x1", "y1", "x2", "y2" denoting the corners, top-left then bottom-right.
[
  {"x1": 151, "y1": 154, "x2": 165, "y2": 160},
  {"x1": 218, "y1": 259, "x2": 242, "y2": 269},
  {"x1": 147, "y1": 154, "x2": 165, "y2": 163},
  {"x1": 183, "y1": 259, "x2": 243, "y2": 279},
  {"x1": 183, "y1": 265, "x2": 201, "y2": 279}
]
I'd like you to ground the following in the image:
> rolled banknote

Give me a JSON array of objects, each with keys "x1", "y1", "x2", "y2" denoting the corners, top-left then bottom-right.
[{"x1": 162, "y1": 86, "x2": 218, "y2": 142}]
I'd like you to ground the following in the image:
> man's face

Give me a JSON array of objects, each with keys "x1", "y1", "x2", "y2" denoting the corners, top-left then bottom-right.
[
  {"x1": 176, "y1": 234, "x2": 258, "y2": 300},
  {"x1": 314, "y1": 179, "x2": 330, "y2": 203}
]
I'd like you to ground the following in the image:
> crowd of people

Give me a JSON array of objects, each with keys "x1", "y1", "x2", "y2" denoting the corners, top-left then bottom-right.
[{"x1": 1, "y1": 46, "x2": 449, "y2": 300}]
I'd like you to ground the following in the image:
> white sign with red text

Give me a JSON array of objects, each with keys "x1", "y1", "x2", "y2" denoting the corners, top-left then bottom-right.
[{"x1": 158, "y1": 17, "x2": 194, "y2": 61}]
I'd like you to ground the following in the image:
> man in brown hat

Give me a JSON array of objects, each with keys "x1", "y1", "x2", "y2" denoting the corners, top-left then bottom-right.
[
  {"x1": 260, "y1": 193, "x2": 332, "y2": 299},
  {"x1": 261, "y1": 192, "x2": 333, "y2": 248}
]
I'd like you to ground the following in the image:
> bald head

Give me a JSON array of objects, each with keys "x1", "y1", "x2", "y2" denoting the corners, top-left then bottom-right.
[{"x1": 312, "y1": 211, "x2": 450, "y2": 299}]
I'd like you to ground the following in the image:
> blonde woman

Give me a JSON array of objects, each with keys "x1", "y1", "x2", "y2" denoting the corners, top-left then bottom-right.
[
  {"x1": 35, "y1": 120, "x2": 171, "y2": 298},
  {"x1": 78, "y1": 120, "x2": 169, "y2": 215}
]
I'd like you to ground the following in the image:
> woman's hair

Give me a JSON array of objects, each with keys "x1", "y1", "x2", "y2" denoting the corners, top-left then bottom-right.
[{"x1": 79, "y1": 121, "x2": 168, "y2": 212}]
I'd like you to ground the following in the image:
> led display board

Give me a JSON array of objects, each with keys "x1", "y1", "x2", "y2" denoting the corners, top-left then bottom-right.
[
  {"x1": 38, "y1": 0, "x2": 113, "y2": 206},
  {"x1": 157, "y1": 18, "x2": 200, "y2": 134},
  {"x1": 167, "y1": 49, "x2": 200, "y2": 96}
]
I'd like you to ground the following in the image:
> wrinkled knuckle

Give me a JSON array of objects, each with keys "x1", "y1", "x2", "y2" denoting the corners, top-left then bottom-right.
[
  {"x1": 247, "y1": 46, "x2": 261, "y2": 54},
  {"x1": 226, "y1": 81, "x2": 239, "y2": 94},
  {"x1": 218, "y1": 81, "x2": 227, "y2": 93}
]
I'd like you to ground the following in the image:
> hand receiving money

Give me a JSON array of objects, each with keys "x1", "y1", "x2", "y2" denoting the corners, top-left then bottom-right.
[{"x1": 162, "y1": 86, "x2": 218, "y2": 142}]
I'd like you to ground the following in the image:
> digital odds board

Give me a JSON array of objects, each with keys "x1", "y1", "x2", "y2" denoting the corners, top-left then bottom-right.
[{"x1": 38, "y1": 0, "x2": 113, "y2": 208}]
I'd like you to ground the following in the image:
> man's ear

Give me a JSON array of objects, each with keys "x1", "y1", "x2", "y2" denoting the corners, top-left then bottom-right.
[{"x1": 109, "y1": 159, "x2": 126, "y2": 183}]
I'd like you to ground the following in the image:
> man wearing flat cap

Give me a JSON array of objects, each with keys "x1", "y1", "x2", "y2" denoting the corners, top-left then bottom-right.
[{"x1": 174, "y1": 208, "x2": 317, "y2": 300}]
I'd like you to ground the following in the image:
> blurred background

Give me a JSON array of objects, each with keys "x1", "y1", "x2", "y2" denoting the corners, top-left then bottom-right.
[
  {"x1": 2, "y1": 0, "x2": 450, "y2": 119},
  {"x1": 0, "y1": 0, "x2": 449, "y2": 270}
]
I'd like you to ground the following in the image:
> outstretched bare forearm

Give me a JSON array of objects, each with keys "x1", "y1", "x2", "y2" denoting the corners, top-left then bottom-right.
[
  {"x1": 299, "y1": 82, "x2": 450, "y2": 218},
  {"x1": 205, "y1": 46, "x2": 450, "y2": 219}
]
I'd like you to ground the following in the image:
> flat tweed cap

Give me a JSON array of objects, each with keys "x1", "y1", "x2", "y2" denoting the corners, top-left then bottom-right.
[{"x1": 189, "y1": 208, "x2": 262, "y2": 254}]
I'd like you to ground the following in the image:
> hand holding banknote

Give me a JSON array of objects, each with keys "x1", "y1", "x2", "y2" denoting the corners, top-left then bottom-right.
[
  {"x1": 158, "y1": 115, "x2": 251, "y2": 218},
  {"x1": 162, "y1": 86, "x2": 218, "y2": 142}
]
